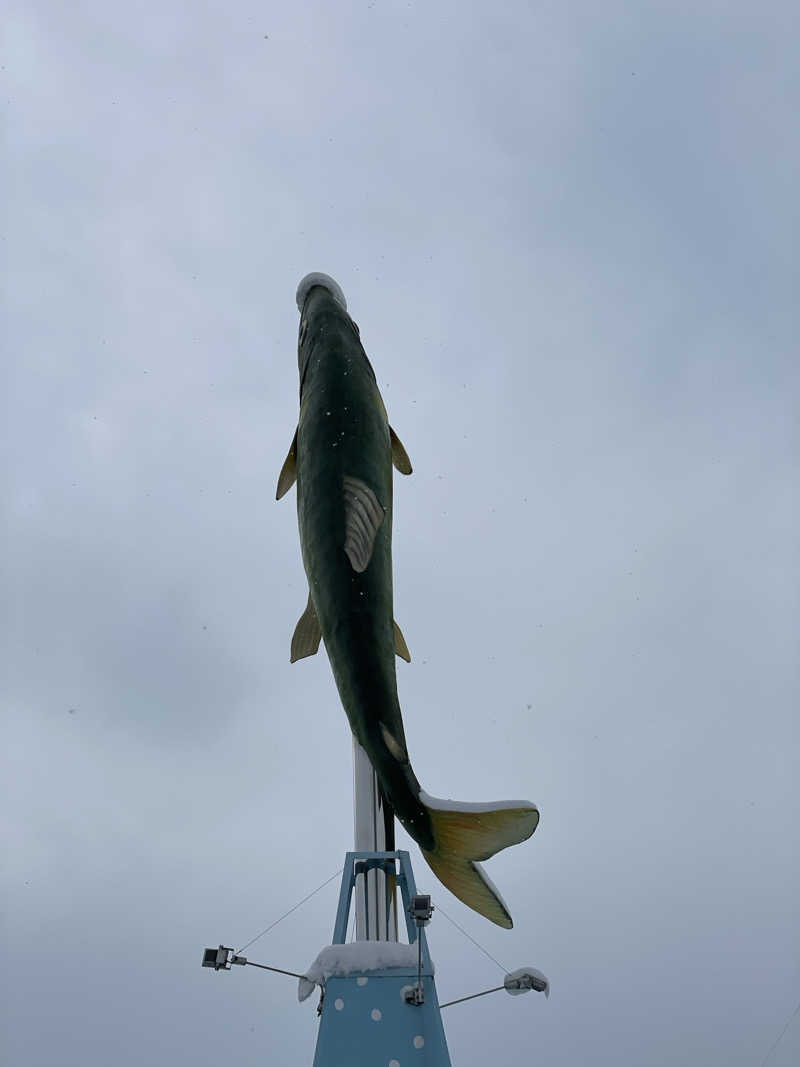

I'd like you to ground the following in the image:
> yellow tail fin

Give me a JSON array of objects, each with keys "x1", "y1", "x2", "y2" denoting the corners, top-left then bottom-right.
[{"x1": 419, "y1": 794, "x2": 539, "y2": 929}]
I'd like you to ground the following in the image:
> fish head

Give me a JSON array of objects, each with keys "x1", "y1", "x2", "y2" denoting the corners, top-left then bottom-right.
[{"x1": 295, "y1": 272, "x2": 375, "y2": 392}]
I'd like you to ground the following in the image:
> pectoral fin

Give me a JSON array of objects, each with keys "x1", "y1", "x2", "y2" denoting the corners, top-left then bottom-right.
[
  {"x1": 393, "y1": 619, "x2": 411, "y2": 662},
  {"x1": 390, "y1": 426, "x2": 413, "y2": 475},
  {"x1": 343, "y1": 476, "x2": 385, "y2": 573},
  {"x1": 290, "y1": 591, "x2": 322, "y2": 662},
  {"x1": 276, "y1": 429, "x2": 298, "y2": 500}
]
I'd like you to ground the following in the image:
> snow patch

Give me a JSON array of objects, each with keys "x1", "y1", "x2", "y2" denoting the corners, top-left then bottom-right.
[
  {"x1": 296, "y1": 272, "x2": 347, "y2": 312},
  {"x1": 419, "y1": 790, "x2": 537, "y2": 814},
  {"x1": 298, "y1": 941, "x2": 427, "y2": 1002},
  {"x1": 504, "y1": 966, "x2": 550, "y2": 998}
]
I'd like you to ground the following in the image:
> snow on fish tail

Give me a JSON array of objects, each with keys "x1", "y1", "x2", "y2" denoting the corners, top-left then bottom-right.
[{"x1": 418, "y1": 791, "x2": 539, "y2": 929}]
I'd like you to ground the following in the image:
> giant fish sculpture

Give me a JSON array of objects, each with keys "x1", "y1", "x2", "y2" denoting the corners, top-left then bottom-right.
[{"x1": 277, "y1": 272, "x2": 539, "y2": 927}]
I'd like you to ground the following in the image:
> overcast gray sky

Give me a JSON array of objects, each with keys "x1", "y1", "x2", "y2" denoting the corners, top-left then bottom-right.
[{"x1": 3, "y1": 2, "x2": 798, "y2": 1065}]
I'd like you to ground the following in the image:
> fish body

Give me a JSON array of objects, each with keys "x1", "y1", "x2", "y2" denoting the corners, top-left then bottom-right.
[{"x1": 278, "y1": 273, "x2": 538, "y2": 927}]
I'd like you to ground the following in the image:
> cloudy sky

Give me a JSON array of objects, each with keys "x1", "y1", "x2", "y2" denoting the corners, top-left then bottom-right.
[{"x1": 4, "y1": 1, "x2": 798, "y2": 1064}]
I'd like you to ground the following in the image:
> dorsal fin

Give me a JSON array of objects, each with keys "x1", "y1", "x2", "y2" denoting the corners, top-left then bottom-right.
[
  {"x1": 343, "y1": 475, "x2": 385, "y2": 573},
  {"x1": 276, "y1": 429, "x2": 298, "y2": 500}
]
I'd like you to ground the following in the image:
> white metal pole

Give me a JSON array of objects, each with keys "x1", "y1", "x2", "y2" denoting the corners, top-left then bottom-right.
[{"x1": 353, "y1": 737, "x2": 397, "y2": 941}]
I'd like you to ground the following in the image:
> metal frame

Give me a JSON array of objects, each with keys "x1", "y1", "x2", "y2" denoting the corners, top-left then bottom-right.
[
  {"x1": 332, "y1": 850, "x2": 433, "y2": 967},
  {"x1": 353, "y1": 738, "x2": 397, "y2": 940}
]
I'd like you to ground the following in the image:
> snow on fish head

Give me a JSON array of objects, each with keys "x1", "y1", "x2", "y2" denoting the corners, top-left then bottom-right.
[{"x1": 296, "y1": 272, "x2": 347, "y2": 313}]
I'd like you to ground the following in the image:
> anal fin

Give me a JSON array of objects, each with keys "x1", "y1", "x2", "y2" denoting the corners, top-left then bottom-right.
[
  {"x1": 393, "y1": 619, "x2": 411, "y2": 662},
  {"x1": 290, "y1": 591, "x2": 322, "y2": 662},
  {"x1": 276, "y1": 428, "x2": 298, "y2": 500}
]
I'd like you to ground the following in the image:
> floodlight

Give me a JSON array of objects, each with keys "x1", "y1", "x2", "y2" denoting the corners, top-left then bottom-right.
[
  {"x1": 202, "y1": 945, "x2": 233, "y2": 971},
  {"x1": 409, "y1": 894, "x2": 433, "y2": 925},
  {"x1": 504, "y1": 967, "x2": 549, "y2": 996}
]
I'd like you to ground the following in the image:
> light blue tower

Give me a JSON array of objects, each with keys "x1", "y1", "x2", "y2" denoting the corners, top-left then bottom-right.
[{"x1": 311, "y1": 848, "x2": 451, "y2": 1066}]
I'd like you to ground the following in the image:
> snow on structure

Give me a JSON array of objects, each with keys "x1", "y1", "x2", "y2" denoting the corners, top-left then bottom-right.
[
  {"x1": 298, "y1": 941, "x2": 428, "y2": 1002},
  {"x1": 296, "y1": 272, "x2": 347, "y2": 312},
  {"x1": 419, "y1": 790, "x2": 538, "y2": 814},
  {"x1": 504, "y1": 966, "x2": 550, "y2": 998}
]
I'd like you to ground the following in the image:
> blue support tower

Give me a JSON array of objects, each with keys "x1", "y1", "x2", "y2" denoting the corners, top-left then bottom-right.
[{"x1": 313, "y1": 850, "x2": 452, "y2": 1067}]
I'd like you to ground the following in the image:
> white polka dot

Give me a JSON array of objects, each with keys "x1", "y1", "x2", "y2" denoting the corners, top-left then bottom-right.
[
  {"x1": 371, "y1": 1008, "x2": 382, "y2": 1021},
  {"x1": 356, "y1": 976, "x2": 368, "y2": 986},
  {"x1": 413, "y1": 1035, "x2": 424, "y2": 1049},
  {"x1": 334, "y1": 998, "x2": 344, "y2": 1011}
]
